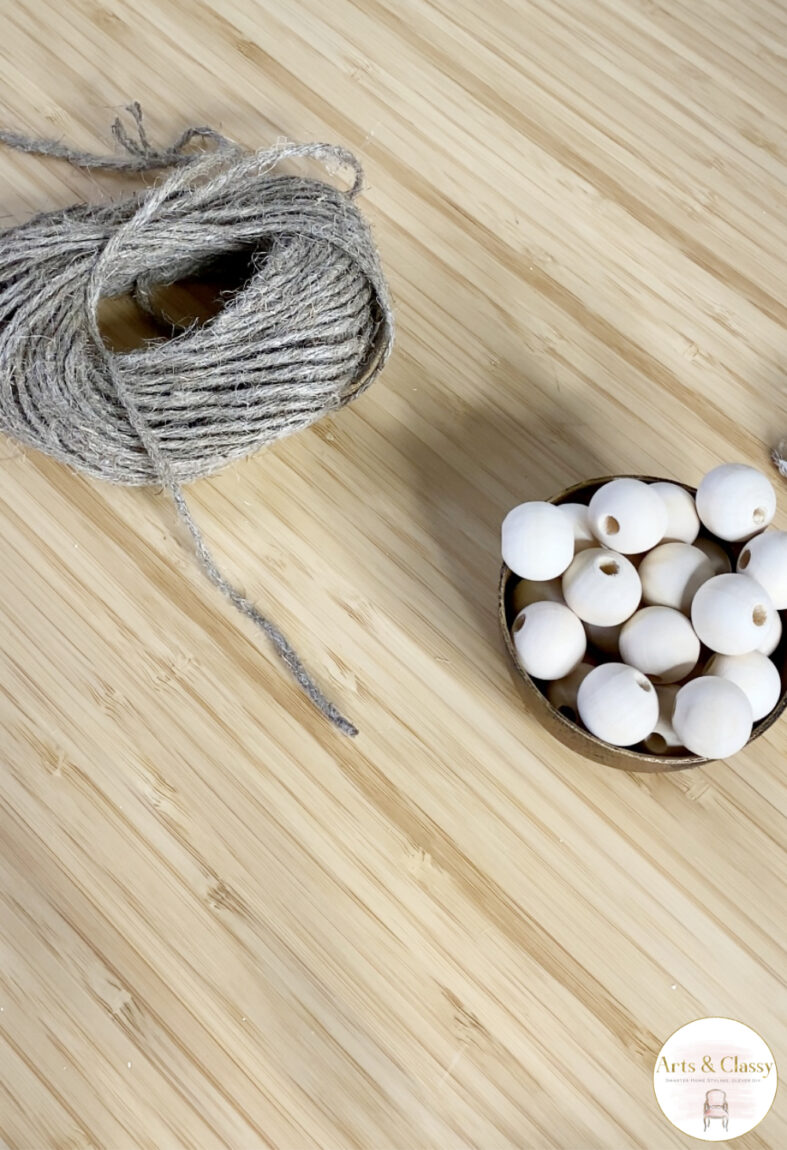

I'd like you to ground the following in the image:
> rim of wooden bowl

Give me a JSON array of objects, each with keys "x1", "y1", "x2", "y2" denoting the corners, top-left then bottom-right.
[{"x1": 498, "y1": 475, "x2": 787, "y2": 772}]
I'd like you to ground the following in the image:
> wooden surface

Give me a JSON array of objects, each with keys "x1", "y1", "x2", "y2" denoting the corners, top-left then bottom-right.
[{"x1": 0, "y1": 1, "x2": 785, "y2": 1146}]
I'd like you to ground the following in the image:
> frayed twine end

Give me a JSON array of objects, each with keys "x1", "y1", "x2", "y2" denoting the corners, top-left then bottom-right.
[{"x1": 772, "y1": 440, "x2": 787, "y2": 478}]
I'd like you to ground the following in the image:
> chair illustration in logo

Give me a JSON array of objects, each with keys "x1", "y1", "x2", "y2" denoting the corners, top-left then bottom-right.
[{"x1": 703, "y1": 1089, "x2": 729, "y2": 1132}]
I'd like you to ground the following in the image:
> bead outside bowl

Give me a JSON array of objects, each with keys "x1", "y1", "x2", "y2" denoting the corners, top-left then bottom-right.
[{"x1": 499, "y1": 476, "x2": 787, "y2": 771}]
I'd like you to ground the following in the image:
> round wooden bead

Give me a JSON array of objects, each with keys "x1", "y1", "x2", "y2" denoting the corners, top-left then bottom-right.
[
  {"x1": 577, "y1": 662, "x2": 659, "y2": 746},
  {"x1": 650, "y1": 481, "x2": 700, "y2": 543},
  {"x1": 546, "y1": 661, "x2": 594, "y2": 723},
  {"x1": 587, "y1": 478, "x2": 668, "y2": 553},
  {"x1": 562, "y1": 548, "x2": 642, "y2": 626},
  {"x1": 737, "y1": 531, "x2": 787, "y2": 609},
  {"x1": 672, "y1": 677, "x2": 753, "y2": 758},
  {"x1": 693, "y1": 535, "x2": 732, "y2": 576},
  {"x1": 511, "y1": 576, "x2": 564, "y2": 615},
  {"x1": 704, "y1": 652, "x2": 782, "y2": 721},
  {"x1": 619, "y1": 606, "x2": 700, "y2": 684},
  {"x1": 584, "y1": 620, "x2": 622, "y2": 657},
  {"x1": 639, "y1": 542, "x2": 716, "y2": 614},
  {"x1": 558, "y1": 503, "x2": 596, "y2": 552},
  {"x1": 642, "y1": 685, "x2": 683, "y2": 754},
  {"x1": 691, "y1": 573, "x2": 776, "y2": 655},
  {"x1": 511, "y1": 601, "x2": 586, "y2": 680},
  {"x1": 695, "y1": 463, "x2": 776, "y2": 541},
  {"x1": 756, "y1": 608, "x2": 782, "y2": 656},
  {"x1": 502, "y1": 501, "x2": 575, "y2": 580}
]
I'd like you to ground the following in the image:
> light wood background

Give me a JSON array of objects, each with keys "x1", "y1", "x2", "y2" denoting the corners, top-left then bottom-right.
[{"x1": 0, "y1": 1, "x2": 785, "y2": 1147}]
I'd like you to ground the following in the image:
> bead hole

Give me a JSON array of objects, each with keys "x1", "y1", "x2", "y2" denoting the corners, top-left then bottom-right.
[
  {"x1": 635, "y1": 675, "x2": 652, "y2": 692},
  {"x1": 599, "y1": 560, "x2": 619, "y2": 576},
  {"x1": 646, "y1": 733, "x2": 668, "y2": 753},
  {"x1": 604, "y1": 515, "x2": 620, "y2": 535},
  {"x1": 752, "y1": 507, "x2": 767, "y2": 526},
  {"x1": 739, "y1": 548, "x2": 751, "y2": 569},
  {"x1": 752, "y1": 605, "x2": 767, "y2": 627},
  {"x1": 512, "y1": 613, "x2": 526, "y2": 633}
]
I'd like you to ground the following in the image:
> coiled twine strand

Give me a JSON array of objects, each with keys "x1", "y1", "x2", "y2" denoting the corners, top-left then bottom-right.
[{"x1": 0, "y1": 105, "x2": 394, "y2": 735}]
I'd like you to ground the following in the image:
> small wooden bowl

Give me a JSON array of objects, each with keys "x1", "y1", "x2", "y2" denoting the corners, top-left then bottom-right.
[{"x1": 499, "y1": 476, "x2": 787, "y2": 771}]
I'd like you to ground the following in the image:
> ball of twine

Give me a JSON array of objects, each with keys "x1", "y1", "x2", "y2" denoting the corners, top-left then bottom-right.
[{"x1": 0, "y1": 104, "x2": 394, "y2": 735}]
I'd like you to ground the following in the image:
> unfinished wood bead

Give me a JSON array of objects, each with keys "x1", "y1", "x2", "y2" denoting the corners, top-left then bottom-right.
[
  {"x1": 639, "y1": 542, "x2": 716, "y2": 614},
  {"x1": 619, "y1": 606, "x2": 700, "y2": 684},
  {"x1": 672, "y1": 677, "x2": 753, "y2": 758},
  {"x1": 737, "y1": 531, "x2": 787, "y2": 609},
  {"x1": 587, "y1": 478, "x2": 668, "y2": 553},
  {"x1": 696, "y1": 463, "x2": 776, "y2": 541},
  {"x1": 691, "y1": 573, "x2": 775, "y2": 655},
  {"x1": 643, "y1": 685, "x2": 683, "y2": 754},
  {"x1": 705, "y1": 652, "x2": 782, "y2": 722},
  {"x1": 650, "y1": 481, "x2": 700, "y2": 543},
  {"x1": 577, "y1": 662, "x2": 659, "y2": 746},
  {"x1": 511, "y1": 601, "x2": 586, "y2": 680},
  {"x1": 502, "y1": 501, "x2": 575, "y2": 580},
  {"x1": 756, "y1": 608, "x2": 782, "y2": 656},
  {"x1": 546, "y1": 661, "x2": 594, "y2": 724},
  {"x1": 562, "y1": 548, "x2": 641, "y2": 626},
  {"x1": 559, "y1": 503, "x2": 596, "y2": 552},
  {"x1": 511, "y1": 576, "x2": 564, "y2": 615}
]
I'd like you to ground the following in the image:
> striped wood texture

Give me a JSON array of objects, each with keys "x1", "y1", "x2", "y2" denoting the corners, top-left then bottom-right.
[{"x1": 0, "y1": 1, "x2": 785, "y2": 1146}]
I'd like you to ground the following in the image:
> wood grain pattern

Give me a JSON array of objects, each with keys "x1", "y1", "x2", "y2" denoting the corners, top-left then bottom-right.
[{"x1": 0, "y1": 1, "x2": 785, "y2": 1146}]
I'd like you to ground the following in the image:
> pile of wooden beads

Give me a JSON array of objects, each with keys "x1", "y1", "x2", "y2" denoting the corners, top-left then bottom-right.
[{"x1": 502, "y1": 464, "x2": 786, "y2": 759}]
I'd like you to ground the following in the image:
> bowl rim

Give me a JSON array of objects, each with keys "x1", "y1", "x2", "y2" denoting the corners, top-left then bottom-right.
[{"x1": 499, "y1": 474, "x2": 787, "y2": 770}]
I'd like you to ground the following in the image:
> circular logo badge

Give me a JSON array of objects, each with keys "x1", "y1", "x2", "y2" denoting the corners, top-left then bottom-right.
[{"x1": 654, "y1": 1018, "x2": 777, "y2": 1140}]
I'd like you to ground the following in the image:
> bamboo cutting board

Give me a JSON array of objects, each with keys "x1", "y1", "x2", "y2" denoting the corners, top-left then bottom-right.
[{"x1": 0, "y1": 1, "x2": 785, "y2": 1147}]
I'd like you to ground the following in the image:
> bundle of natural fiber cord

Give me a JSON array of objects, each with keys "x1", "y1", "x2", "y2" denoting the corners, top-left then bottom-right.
[
  {"x1": 0, "y1": 104, "x2": 394, "y2": 736},
  {"x1": 774, "y1": 442, "x2": 787, "y2": 479}
]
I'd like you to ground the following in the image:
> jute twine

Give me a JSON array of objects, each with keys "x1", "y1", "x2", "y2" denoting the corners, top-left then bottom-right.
[
  {"x1": 0, "y1": 104, "x2": 394, "y2": 735},
  {"x1": 774, "y1": 442, "x2": 787, "y2": 479}
]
